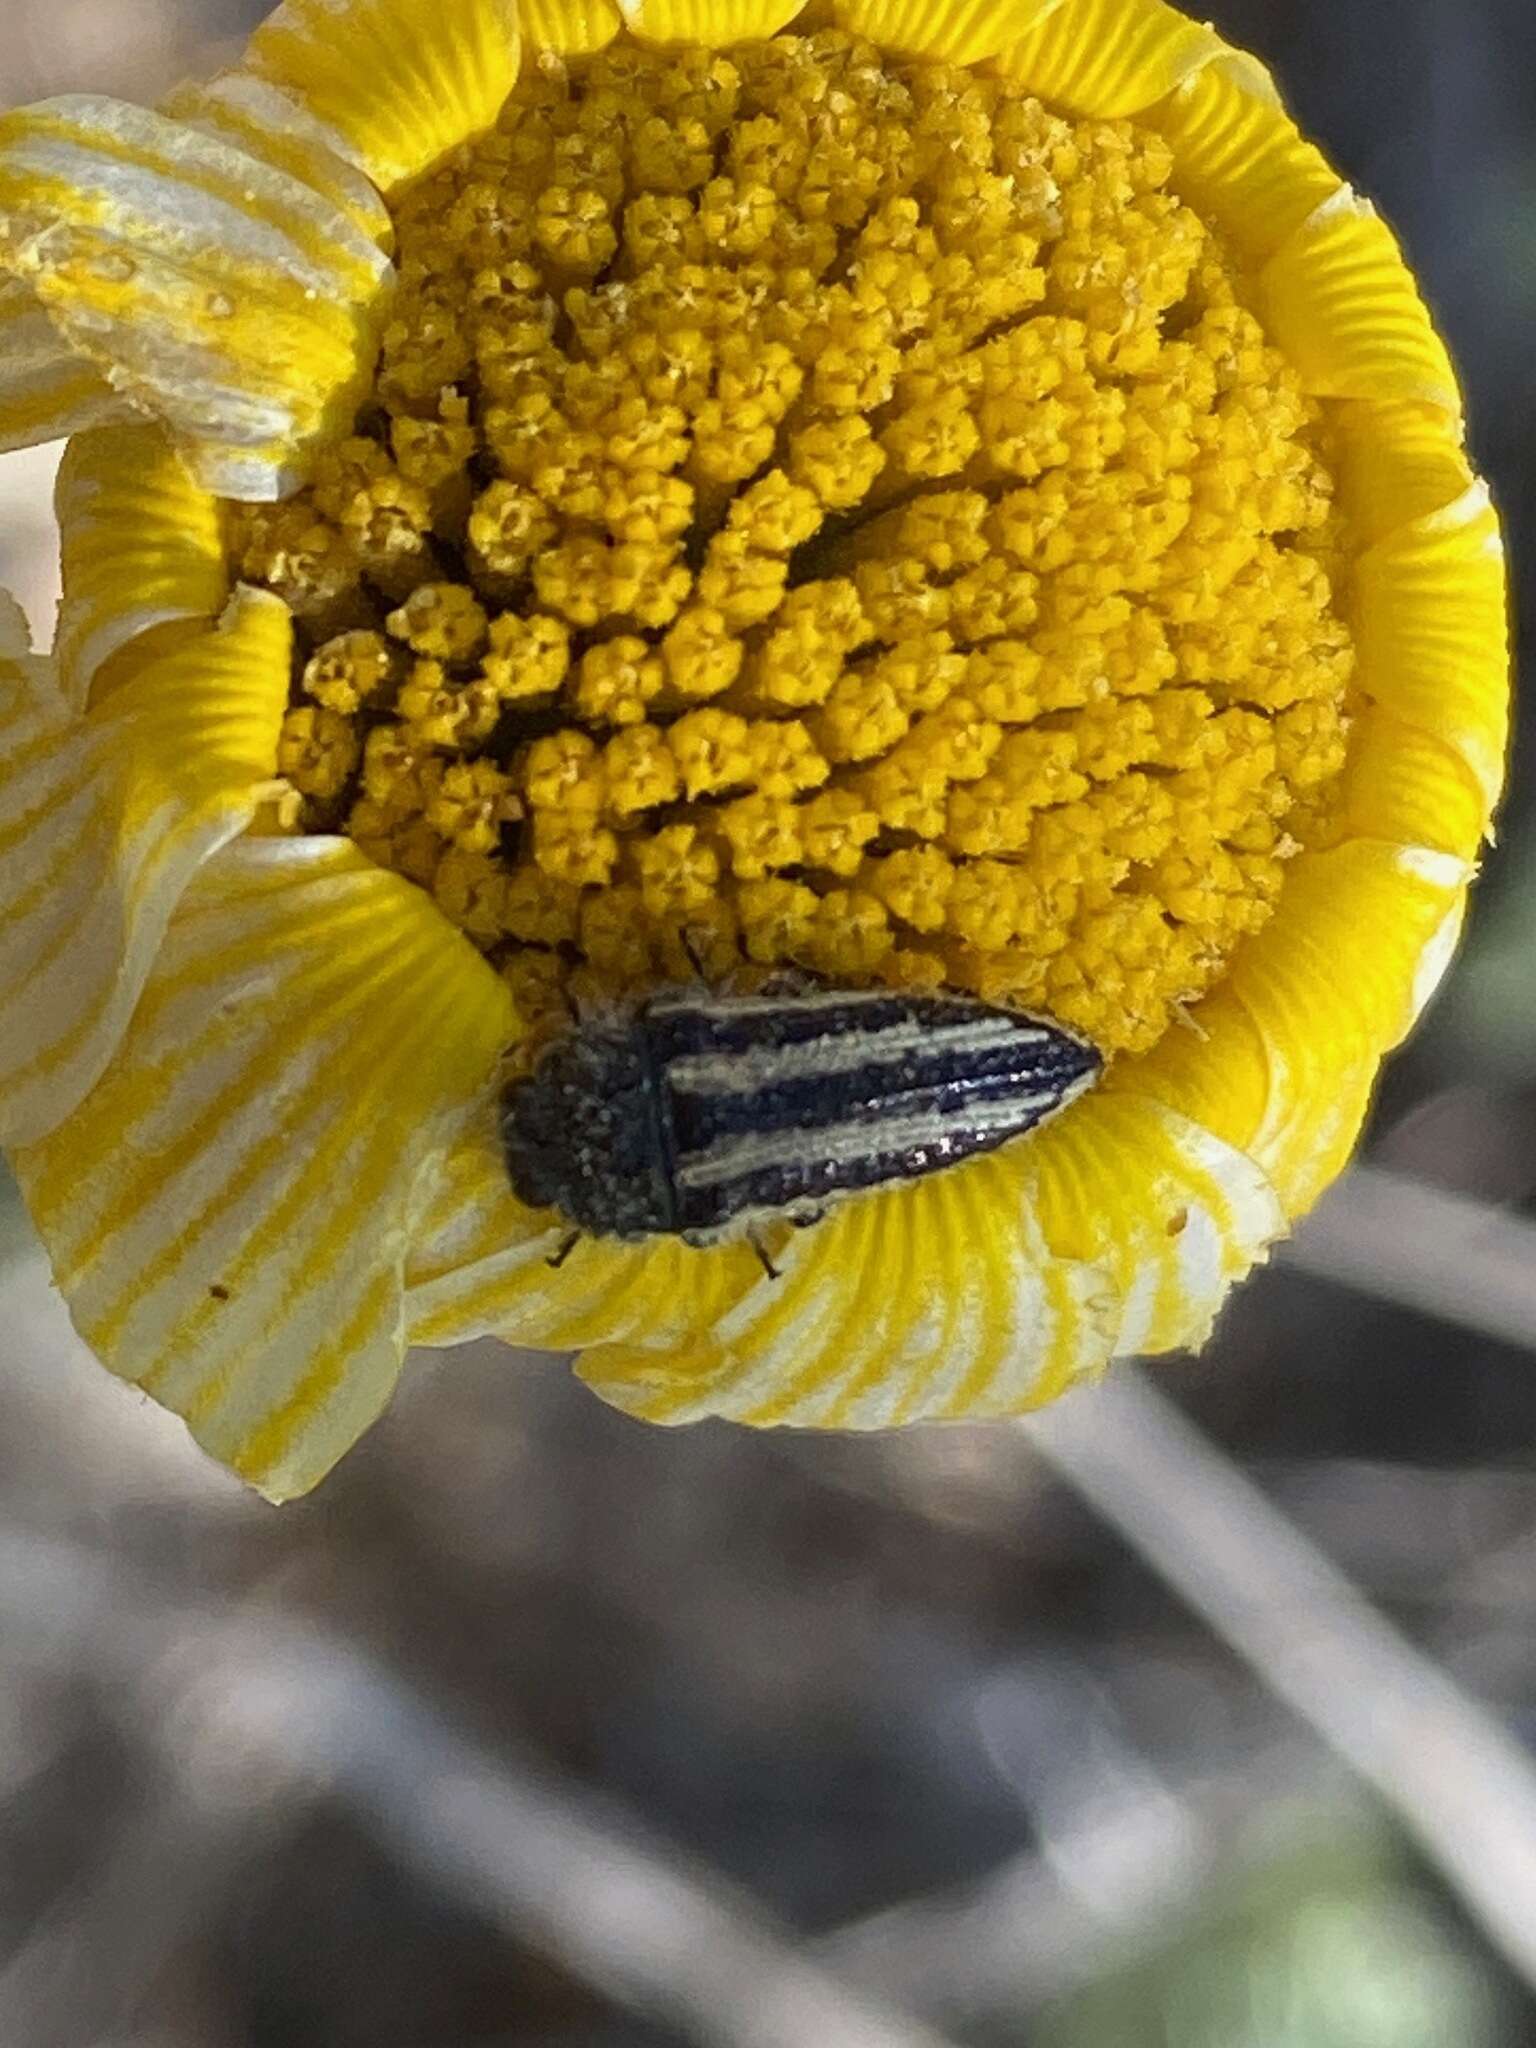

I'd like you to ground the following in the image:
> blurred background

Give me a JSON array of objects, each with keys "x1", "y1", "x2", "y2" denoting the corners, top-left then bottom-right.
[{"x1": 1, "y1": 2, "x2": 1534, "y2": 2043}]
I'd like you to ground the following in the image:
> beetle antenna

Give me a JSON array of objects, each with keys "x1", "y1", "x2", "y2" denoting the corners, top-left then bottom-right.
[{"x1": 547, "y1": 1230, "x2": 581, "y2": 1270}]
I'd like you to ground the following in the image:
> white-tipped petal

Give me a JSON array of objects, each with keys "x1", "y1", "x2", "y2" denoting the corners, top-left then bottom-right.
[
  {"x1": 0, "y1": 587, "x2": 290, "y2": 1147},
  {"x1": 0, "y1": 276, "x2": 133, "y2": 452},
  {"x1": 0, "y1": 97, "x2": 395, "y2": 499},
  {"x1": 12, "y1": 837, "x2": 515, "y2": 1503}
]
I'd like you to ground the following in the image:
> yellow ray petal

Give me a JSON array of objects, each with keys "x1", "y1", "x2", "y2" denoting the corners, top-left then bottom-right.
[
  {"x1": 1258, "y1": 189, "x2": 1462, "y2": 416},
  {"x1": 827, "y1": 0, "x2": 1064, "y2": 63},
  {"x1": 1334, "y1": 708, "x2": 1492, "y2": 864},
  {"x1": 1330, "y1": 399, "x2": 1477, "y2": 548},
  {"x1": 1015, "y1": 1089, "x2": 1284, "y2": 1360},
  {"x1": 578, "y1": 1152, "x2": 1117, "y2": 1428},
  {"x1": 621, "y1": 0, "x2": 805, "y2": 42},
  {"x1": 1116, "y1": 990, "x2": 1380, "y2": 1224},
  {"x1": 406, "y1": 1100, "x2": 766, "y2": 1352},
  {"x1": 0, "y1": 587, "x2": 290, "y2": 1148},
  {"x1": 0, "y1": 97, "x2": 394, "y2": 500},
  {"x1": 1353, "y1": 480, "x2": 1509, "y2": 819},
  {"x1": 0, "y1": 276, "x2": 133, "y2": 452},
  {"x1": 161, "y1": 71, "x2": 394, "y2": 257},
  {"x1": 1150, "y1": 55, "x2": 1343, "y2": 263},
  {"x1": 1215, "y1": 840, "x2": 1465, "y2": 1204},
  {"x1": 991, "y1": 0, "x2": 1242, "y2": 119},
  {"x1": 520, "y1": 0, "x2": 623, "y2": 53},
  {"x1": 240, "y1": 0, "x2": 521, "y2": 194},
  {"x1": 54, "y1": 424, "x2": 230, "y2": 709},
  {"x1": 12, "y1": 838, "x2": 515, "y2": 1504}
]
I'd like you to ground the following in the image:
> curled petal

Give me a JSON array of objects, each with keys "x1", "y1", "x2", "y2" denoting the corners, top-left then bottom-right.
[
  {"x1": 0, "y1": 97, "x2": 394, "y2": 499},
  {"x1": 0, "y1": 276, "x2": 134, "y2": 452},
  {"x1": 407, "y1": 1106, "x2": 766, "y2": 1353},
  {"x1": 577, "y1": 1154, "x2": 1115, "y2": 1428},
  {"x1": 239, "y1": 0, "x2": 521, "y2": 194},
  {"x1": 161, "y1": 71, "x2": 394, "y2": 257},
  {"x1": 1130, "y1": 841, "x2": 1469, "y2": 1221},
  {"x1": 1330, "y1": 398, "x2": 1479, "y2": 549},
  {"x1": 1018, "y1": 1091, "x2": 1284, "y2": 1361},
  {"x1": 1353, "y1": 480, "x2": 1509, "y2": 819},
  {"x1": 55, "y1": 424, "x2": 230, "y2": 708},
  {"x1": 1258, "y1": 188, "x2": 1462, "y2": 416},
  {"x1": 12, "y1": 838, "x2": 515, "y2": 1504},
  {"x1": 1149, "y1": 55, "x2": 1343, "y2": 262},
  {"x1": 828, "y1": 0, "x2": 1065, "y2": 63},
  {"x1": 992, "y1": 0, "x2": 1244, "y2": 118},
  {"x1": 0, "y1": 587, "x2": 290, "y2": 1147}
]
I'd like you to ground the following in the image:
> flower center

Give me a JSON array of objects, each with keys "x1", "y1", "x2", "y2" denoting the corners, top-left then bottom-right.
[{"x1": 235, "y1": 29, "x2": 1354, "y2": 1059}]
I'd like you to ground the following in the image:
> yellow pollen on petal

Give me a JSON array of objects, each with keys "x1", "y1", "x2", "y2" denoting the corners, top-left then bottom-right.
[{"x1": 233, "y1": 30, "x2": 1359, "y2": 1059}]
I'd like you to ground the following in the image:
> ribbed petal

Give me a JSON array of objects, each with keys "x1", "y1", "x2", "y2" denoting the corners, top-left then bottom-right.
[
  {"x1": 239, "y1": 0, "x2": 521, "y2": 194},
  {"x1": 11, "y1": 838, "x2": 515, "y2": 1504},
  {"x1": 577, "y1": 1150, "x2": 1116, "y2": 1428},
  {"x1": 1257, "y1": 189, "x2": 1462, "y2": 416},
  {"x1": 54, "y1": 423, "x2": 230, "y2": 709},
  {"x1": 0, "y1": 587, "x2": 290, "y2": 1148},
  {"x1": 621, "y1": 0, "x2": 805, "y2": 42},
  {"x1": 520, "y1": 0, "x2": 623, "y2": 52},
  {"x1": 1117, "y1": 989, "x2": 1380, "y2": 1224},
  {"x1": 992, "y1": 0, "x2": 1241, "y2": 118},
  {"x1": 0, "y1": 97, "x2": 394, "y2": 500},
  {"x1": 406, "y1": 1105, "x2": 766, "y2": 1353},
  {"x1": 828, "y1": 0, "x2": 1065, "y2": 63},
  {"x1": 1147, "y1": 55, "x2": 1343, "y2": 262},
  {"x1": 0, "y1": 276, "x2": 133, "y2": 452},
  {"x1": 1353, "y1": 481, "x2": 1508, "y2": 819},
  {"x1": 1017, "y1": 1091, "x2": 1284, "y2": 1360},
  {"x1": 1136, "y1": 842, "x2": 1470, "y2": 1219},
  {"x1": 1330, "y1": 398, "x2": 1479, "y2": 548},
  {"x1": 161, "y1": 71, "x2": 394, "y2": 257}
]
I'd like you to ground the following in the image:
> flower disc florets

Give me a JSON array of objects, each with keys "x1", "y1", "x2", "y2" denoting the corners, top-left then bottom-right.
[{"x1": 238, "y1": 28, "x2": 1353, "y2": 1059}]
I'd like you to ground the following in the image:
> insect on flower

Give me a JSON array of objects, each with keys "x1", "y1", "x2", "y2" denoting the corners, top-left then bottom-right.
[
  {"x1": 0, "y1": 0, "x2": 1509, "y2": 1498},
  {"x1": 502, "y1": 983, "x2": 1102, "y2": 1247}
]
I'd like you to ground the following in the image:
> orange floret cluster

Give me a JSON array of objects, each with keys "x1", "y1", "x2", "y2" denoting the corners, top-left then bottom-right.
[{"x1": 235, "y1": 30, "x2": 1355, "y2": 1057}]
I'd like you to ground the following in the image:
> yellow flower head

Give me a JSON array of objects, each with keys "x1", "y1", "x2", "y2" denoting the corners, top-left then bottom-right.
[{"x1": 0, "y1": 0, "x2": 1508, "y2": 1499}]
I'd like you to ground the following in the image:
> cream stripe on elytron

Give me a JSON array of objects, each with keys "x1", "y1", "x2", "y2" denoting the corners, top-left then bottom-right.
[
  {"x1": 665, "y1": 1014, "x2": 1045, "y2": 1095},
  {"x1": 676, "y1": 1088, "x2": 1072, "y2": 1190}
]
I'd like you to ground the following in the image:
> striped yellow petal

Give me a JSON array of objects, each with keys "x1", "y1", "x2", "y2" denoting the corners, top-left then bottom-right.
[
  {"x1": 1221, "y1": 841, "x2": 1466, "y2": 1201},
  {"x1": 579, "y1": 1150, "x2": 1117, "y2": 1429},
  {"x1": 1257, "y1": 189, "x2": 1462, "y2": 416},
  {"x1": 1335, "y1": 710, "x2": 1491, "y2": 864},
  {"x1": 991, "y1": 0, "x2": 1240, "y2": 118},
  {"x1": 0, "y1": 97, "x2": 394, "y2": 500},
  {"x1": 828, "y1": 0, "x2": 1063, "y2": 63},
  {"x1": 11, "y1": 838, "x2": 515, "y2": 1504},
  {"x1": 161, "y1": 71, "x2": 394, "y2": 257},
  {"x1": 1148, "y1": 55, "x2": 1343, "y2": 262},
  {"x1": 1119, "y1": 991, "x2": 1380, "y2": 1224},
  {"x1": 1330, "y1": 398, "x2": 1478, "y2": 548},
  {"x1": 407, "y1": 1102, "x2": 765, "y2": 1352},
  {"x1": 0, "y1": 276, "x2": 133, "y2": 453},
  {"x1": 621, "y1": 0, "x2": 805, "y2": 42},
  {"x1": 1018, "y1": 1089, "x2": 1284, "y2": 1360},
  {"x1": 54, "y1": 424, "x2": 230, "y2": 708},
  {"x1": 520, "y1": 0, "x2": 623, "y2": 54},
  {"x1": 0, "y1": 587, "x2": 290, "y2": 1148},
  {"x1": 239, "y1": 0, "x2": 521, "y2": 195},
  {"x1": 1353, "y1": 481, "x2": 1508, "y2": 818}
]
